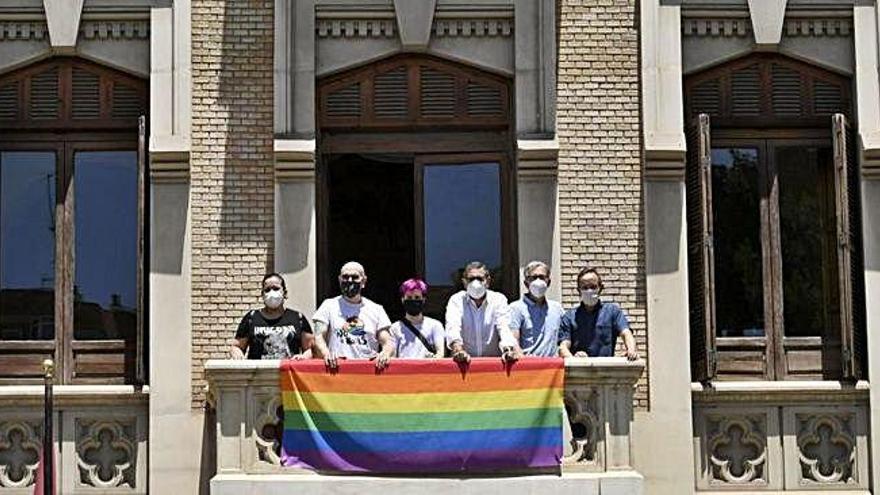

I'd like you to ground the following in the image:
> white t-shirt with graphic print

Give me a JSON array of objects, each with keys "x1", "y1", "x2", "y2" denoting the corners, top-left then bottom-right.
[{"x1": 313, "y1": 295, "x2": 392, "y2": 359}]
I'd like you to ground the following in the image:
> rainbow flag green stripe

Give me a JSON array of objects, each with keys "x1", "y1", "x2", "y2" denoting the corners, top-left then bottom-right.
[
  {"x1": 280, "y1": 358, "x2": 565, "y2": 473},
  {"x1": 284, "y1": 407, "x2": 562, "y2": 432}
]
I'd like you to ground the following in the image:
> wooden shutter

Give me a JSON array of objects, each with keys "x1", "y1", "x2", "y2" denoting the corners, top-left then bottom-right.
[
  {"x1": 136, "y1": 115, "x2": 147, "y2": 385},
  {"x1": 687, "y1": 113, "x2": 717, "y2": 382},
  {"x1": 832, "y1": 113, "x2": 866, "y2": 379}
]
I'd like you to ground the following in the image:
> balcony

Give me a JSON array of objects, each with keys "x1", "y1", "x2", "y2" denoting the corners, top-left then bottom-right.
[{"x1": 205, "y1": 357, "x2": 645, "y2": 495}]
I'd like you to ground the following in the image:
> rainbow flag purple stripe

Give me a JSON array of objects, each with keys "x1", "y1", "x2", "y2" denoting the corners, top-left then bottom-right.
[{"x1": 280, "y1": 358, "x2": 565, "y2": 473}]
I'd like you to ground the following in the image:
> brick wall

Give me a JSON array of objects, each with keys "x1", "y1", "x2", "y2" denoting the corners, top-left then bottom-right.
[
  {"x1": 190, "y1": 0, "x2": 275, "y2": 405},
  {"x1": 556, "y1": 0, "x2": 649, "y2": 407}
]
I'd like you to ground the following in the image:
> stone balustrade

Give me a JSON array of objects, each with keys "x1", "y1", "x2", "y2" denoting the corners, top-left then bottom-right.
[{"x1": 205, "y1": 357, "x2": 645, "y2": 494}]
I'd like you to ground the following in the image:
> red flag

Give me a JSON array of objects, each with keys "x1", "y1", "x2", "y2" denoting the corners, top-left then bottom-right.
[{"x1": 32, "y1": 447, "x2": 54, "y2": 495}]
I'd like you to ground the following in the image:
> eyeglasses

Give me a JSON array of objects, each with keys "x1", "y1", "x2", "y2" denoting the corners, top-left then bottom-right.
[{"x1": 526, "y1": 274, "x2": 549, "y2": 282}]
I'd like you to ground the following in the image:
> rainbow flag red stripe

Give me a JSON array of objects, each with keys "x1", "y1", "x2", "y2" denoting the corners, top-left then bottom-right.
[{"x1": 280, "y1": 358, "x2": 564, "y2": 473}]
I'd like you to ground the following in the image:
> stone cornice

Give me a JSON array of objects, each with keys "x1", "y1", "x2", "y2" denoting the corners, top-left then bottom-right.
[
  {"x1": 683, "y1": 17, "x2": 852, "y2": 37},
  {"x1": 0, "y1": 385, "x2": 149, "y2": 407}
]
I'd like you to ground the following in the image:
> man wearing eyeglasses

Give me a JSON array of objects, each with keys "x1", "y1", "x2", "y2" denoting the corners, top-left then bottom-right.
[
  {"x1": 558, "y1": 266, "x2": 639, "y2": 360},
  {"x1": 508, "y1": 261, "x2": 565, "y2": 357},
  {"x1": 445, "y1": 261, "x2": 519, "y2": 363},
  {"x1": 311, "y1": 261, "x2": 396, "y2": 369}
]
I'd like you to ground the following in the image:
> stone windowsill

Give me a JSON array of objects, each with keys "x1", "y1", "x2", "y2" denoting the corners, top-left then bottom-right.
[
  {"x1": 0, "y1": 384, "x2": 150, "y2": 407},
  {"x1": 691, "y1": 379, "x2": 869, "y2": 404}
]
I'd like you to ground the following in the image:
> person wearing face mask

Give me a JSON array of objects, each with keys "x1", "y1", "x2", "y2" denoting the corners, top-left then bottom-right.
[
  {"x1": 558, "y1": 267, "x2": 639, "y2": 360},
  {"x1": 388, "y1": 278, "x2": 445, "y2": 359},
  {"x1": 230, "y1": 273, "x2": 313, "y2": 360},
  {"x1": 508, "y1": 261, "x2": 565, "y2": 357},
  {"x1": 311, "y1": 261, "x2": 395, "y2": 369},
  {"x1": 445, "y1": 261, "x2": 518, "y2": 363}
]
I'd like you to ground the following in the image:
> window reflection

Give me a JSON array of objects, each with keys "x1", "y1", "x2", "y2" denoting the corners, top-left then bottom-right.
[
  {"x1": 73, "y1": 151, "x2": 137, "y2": 340},
  {"x1": 0, "y1": 152, "x2": 56, "y2": 340},
  {"x1": 777, "y1": 146, "x2": 836, "y2": 337},
  {"x1": 711, "y1": 148, "x2": 765, "y2": 337},
  {"x1": 423, "y1": 163, "x2": 501, "y2": 286}
]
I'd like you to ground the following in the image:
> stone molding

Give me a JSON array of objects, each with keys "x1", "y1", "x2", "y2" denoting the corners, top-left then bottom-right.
[
  {"x1": 80, "y1": 20, "x2": 150, "y2": 40},
  {"x1": 683, "y1": 17, "x2": 853, "y2": 38},
  {"x1": 315, "y1": 18, "x2": 395, "y2": 38},
  {"x1": 433, "y1": 18, "x2": 513, "y2": 38},
  {"x1": 0, "y1": 21, "x2": 48, "y2": 40},
  {"x1": 0, "y1": 385, "x2": 149, "y2": 408},
  {"x1": 692, "y1": 380, "x2": 870, "y2": 405}
]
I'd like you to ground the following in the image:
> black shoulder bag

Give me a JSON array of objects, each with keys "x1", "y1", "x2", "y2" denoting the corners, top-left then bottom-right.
[{"x1": 399, "y1": 319, "x2": 437, "y2": 355}]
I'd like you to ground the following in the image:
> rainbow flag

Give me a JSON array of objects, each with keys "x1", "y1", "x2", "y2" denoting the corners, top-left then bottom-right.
[{"x1": 280, "y1": 357, "x2": 564, "y2": 473}]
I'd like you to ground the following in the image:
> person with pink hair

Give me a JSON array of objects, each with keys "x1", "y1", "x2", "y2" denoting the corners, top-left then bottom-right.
[{"x1": 389, "y1": 278, "x2": 445, "y2": 359}]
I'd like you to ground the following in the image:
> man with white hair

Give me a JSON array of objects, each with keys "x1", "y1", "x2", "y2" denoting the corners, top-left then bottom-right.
[
  {"x1": 311, "y1": 261, "x2": 395, "y2": 369},
  {"x1": 508, "y1": 261, "x2": 565, "y2": 357}
]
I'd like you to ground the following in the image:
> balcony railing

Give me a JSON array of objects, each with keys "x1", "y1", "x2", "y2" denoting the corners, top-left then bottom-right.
[{"x1": 205, "y1": 357, "x2": 644, "y2": 485}]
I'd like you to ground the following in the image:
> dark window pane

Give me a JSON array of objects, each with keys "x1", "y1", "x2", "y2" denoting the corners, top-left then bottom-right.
[
  {"x1": 0, "y1": 152, "x2": 56, "y2": 340},
  {"x1": 424, "y1": 163, "x2": 501, "y2": 286},
  {"x1": 777, "y1": 146, "x2": 837, "y2": 337},
  {"x1": 711, "y1": 148, "x2": 765, "y2": 337},
  {"x1": 73, "y1": 151, "x2": 137, "y2": 340}
]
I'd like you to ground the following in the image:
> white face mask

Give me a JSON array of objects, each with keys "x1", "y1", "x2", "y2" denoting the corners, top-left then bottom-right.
[
  {"x1": 528, "y1": 278, "x2": 548, "y2": 299},
  {"x1": 466, "y1": 279, "x2": 487, "y2": 300},
  {"x1": 263, "y1": 289, "x2": 284, "y2": 309},
  {"x1": 580, "y1": 289, "x2": 599, "y2": 307}
]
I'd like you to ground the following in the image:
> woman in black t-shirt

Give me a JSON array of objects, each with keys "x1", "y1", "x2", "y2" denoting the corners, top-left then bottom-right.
[{"x1": 230, "y1": 273, "x2": 313, "y2": 360}]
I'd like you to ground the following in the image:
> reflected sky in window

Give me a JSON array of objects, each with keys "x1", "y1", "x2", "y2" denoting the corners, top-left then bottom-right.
[{"x1": 423, "y1": 162, "x2": 501, "y2": 286}]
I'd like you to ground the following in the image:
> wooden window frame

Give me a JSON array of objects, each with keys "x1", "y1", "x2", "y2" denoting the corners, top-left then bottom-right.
[
  {"x1": 688, "y1": 120, "x2": 864, "y2": 381},
  {"x1": 316, "y1": 54, "x2": 517, "y2": 309},
  {"x1": 0, "y1": 135, "x2": 143, "y2": 385},
  {"x1": 0, "y1": 58, "x2": 147, "y2": 385}
]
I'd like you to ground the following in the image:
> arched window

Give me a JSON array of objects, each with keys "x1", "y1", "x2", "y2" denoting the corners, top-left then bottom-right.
[
  {"x1": 316, "y1": 54, "x2": 515, "y2": 320},
  {"x1": 0, "y1": 58, "x2": 147, "y2": 384},
  {"x1": 684, "y1": 54, "x2": 864, "y2": 382}
]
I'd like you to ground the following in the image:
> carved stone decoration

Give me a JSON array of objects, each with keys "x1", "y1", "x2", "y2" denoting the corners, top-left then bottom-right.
[
  {"x1": 393, "y1": 0, "x2": 436, "y2": 50},
  {"x1": 79, "y1": 21, "x2": 150, "y2": 40},
  {"x1": 254, "y1": 394, "x2": 283, "y2": 466},
  {"x1": 797, "y1": 414, "x2": 856, "y2": 485},
  {"x1": 433, "y1": 19, "x2": 513, "y2": 38},
  {"x1": 747, "y1": 0, "x2": 787, "y2": 45},
  {"x1": 682, "y1": 19, "x2": 751, "y2": 38},
  {"x1": 76, "y1": 419, "x2": 136, "y2": 488},
  {"x1": 0, "y1": 22, "x2": 50, "y2": 41},
  {"x1": 316, "y1": 19, "x2": 396, "y2": 38},
  {"x1": 563, "y1": 388, "x2": 600, "y2": 465},
  {"x1": 706, "y1": 416, "x2": 767, "y2": 485},
  {"x1": 0, "y1": 421, "x2": 40, "y2": 488}
]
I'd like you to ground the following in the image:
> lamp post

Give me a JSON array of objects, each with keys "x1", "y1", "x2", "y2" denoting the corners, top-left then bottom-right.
[{"x1": 42, "y1": 358, "x2": 54, "y2": 494}]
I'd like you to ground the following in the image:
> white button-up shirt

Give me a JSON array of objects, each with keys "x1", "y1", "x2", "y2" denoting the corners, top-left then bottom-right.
[{"x1": 444, "y1": 289, "x2": 516, "y2": 357}]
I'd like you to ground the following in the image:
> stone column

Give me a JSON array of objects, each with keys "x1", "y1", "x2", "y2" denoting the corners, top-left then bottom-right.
[{"x1": 190, "y1": 0, "x2": 275, "y2": 406}]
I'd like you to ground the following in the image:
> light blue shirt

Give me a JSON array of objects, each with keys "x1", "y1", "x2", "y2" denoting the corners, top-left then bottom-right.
[{"x1": 508, "y1": 295, "x2": 565, "y2": 357}]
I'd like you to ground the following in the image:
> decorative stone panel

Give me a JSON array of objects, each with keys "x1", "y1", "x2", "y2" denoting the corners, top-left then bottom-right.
[
  {"x1": 0, "y1": 420, "x2": 41, "y2": 489},
  {"x1": 783, "y1": 406, "x2": 869, "y2": 490},
  {"x1": 75, "y1": 419, "x2": 137, "y2": 489},
  {"x1": 251, "y1": 391, "x2": 283, "y2": 468},
  {"x1": 695, "y1": 406, "x2": 782, "y2": 490},
  {"x1": 563, "y1": 387, "x2": 602, "y2": 470}
]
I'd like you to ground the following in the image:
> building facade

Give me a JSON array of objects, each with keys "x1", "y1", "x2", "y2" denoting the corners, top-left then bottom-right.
[{"x1": 0, "y1": 0, "x2": 879, "y2": 493}]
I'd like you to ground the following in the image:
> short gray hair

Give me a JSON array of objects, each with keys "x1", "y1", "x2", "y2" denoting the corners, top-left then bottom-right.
[
  {"x1": 339, "y1": 261, "x2": 366, "y2": 277},
  {"x1": 462, "y1": 261, "x2": 489, "y2": 277},
  {"x1": 523, "y1": 260, "x2": 550, "y2": 279}
]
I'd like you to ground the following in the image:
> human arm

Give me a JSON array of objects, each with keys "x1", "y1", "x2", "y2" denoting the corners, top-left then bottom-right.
[
  {"x1": 620, "y1": 329, "x2": 638, "y2": 360},
  {"x1": 230, "y1": 313, "x2": 251, "y2": 359},
  {"x1": 558, "y1": 311, "x2": 586, "y2": 358},
  {"x1": 614, "y1": 307, "x2": 638, "y2": 360},
  {"x1": 375, "y1": 327, "x2": 394, "y2": 369},
  {"x1": 445, "y1": 295, "x2": 470, "y2": 363},
  {"x1": 432, "y1": 322, "x2": 446, "y2": 359}
]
